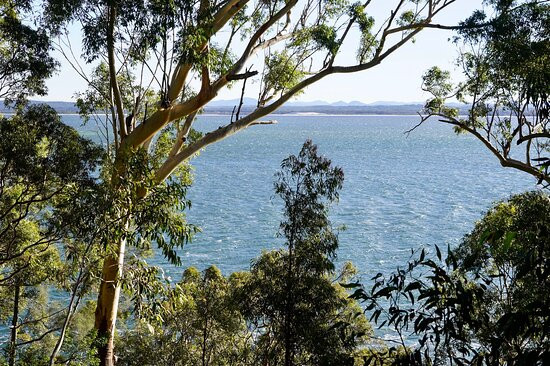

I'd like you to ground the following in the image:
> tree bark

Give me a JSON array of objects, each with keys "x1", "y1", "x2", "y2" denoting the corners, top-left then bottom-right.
[
  {"x1": 49, "y1": 271, "x2": 82, "y2": 365},
  {"x1": 8, "y1": 285, "x2": 20, "y2": 366},
  {"x1": 95, "y1": 236, "x2": 126, "y2": 366},
  {"x1": 284, "y1": 234, "x2": 294, "y2": 366}
]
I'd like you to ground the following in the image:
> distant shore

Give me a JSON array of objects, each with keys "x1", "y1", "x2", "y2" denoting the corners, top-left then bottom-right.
[
  {"x1": 2, "y1": 100, "x2": 465, "y2": 116},
  {"x1": 4, "y1": 101, "x2": 534, "y2": 118}
]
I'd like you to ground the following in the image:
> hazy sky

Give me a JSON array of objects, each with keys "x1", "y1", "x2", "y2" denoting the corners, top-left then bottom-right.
[{"x1": 38, "y1": 1, "x2": 481, "y2": 104}]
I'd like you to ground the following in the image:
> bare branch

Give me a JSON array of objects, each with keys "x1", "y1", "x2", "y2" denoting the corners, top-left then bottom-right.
[
  {"x1": 517, "y1": 132, "x2": 550, "y2": 145},
  {"x1": 226, "y1": 70, "x2": 259, "y2": 81},
  {"x1": 107, "y1": 5, "x2": 127, "y2": 138},
  {"x1": 425, "y1": 113, "x2": 550, "y2": 184},
  {"x1": 385, "y1": 21, "x2": 492, "y2": 36},
  {"x1": 168, "y1": 112, "x2": 197, "y2": 158}
]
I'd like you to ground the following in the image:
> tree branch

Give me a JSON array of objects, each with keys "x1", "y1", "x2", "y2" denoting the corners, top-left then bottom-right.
[
  {"x1": 166, "y1": 0, "x2": 251, "y2": 103},
  {"x1": 226, "y1": 70, "x2": 258, "y2": 81},
  {"x1": 152, "y1": 4, "x2": 441, "y2": 182},
  {"x1": 168, "y1": 112, "x2": 197, "y2": 158},
  {"x1": 107, "y1": 5, "x2": 127, "y2": 139},
  {"x1": 385, "y1": 20, "x2": 492, "y2": 35},
  {"x1": 430, "y1": 113, "x2": 549, "y2": 184},
  {"x1": 517, "y1": 132, "x2": 550, "y2": 145}
]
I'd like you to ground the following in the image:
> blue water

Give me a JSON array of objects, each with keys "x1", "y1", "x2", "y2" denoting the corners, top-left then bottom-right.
[{"x1": 64, "y1": 114, "x2": 533, "y2": 281}]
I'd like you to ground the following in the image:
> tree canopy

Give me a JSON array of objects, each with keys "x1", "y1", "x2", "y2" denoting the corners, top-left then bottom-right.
[
  {"x1": 0, "y1": 1, "x2": 56, "y2": 104},
  {"x1": 37, "y1": 1, "x2": 467, "y2": 363},
  {"x1": 8, "y1": 1, "x2": 543, "y2": 365},
  {"x1": 0, "y1": 105, "x2": 104, "y2": 365},
  {"x1": 351, "y1": 191, "x2": 550, "y2": 365},
  {"x1": 42, "y1": 0, "x2": 462, "y2": 182},
  {"x1": 107, "y1": 141, "x2": 370, "y2": 366},
  {"x1": 417, "y1": 0, "x2": 550, "y2": 186},
  {"x1": 237, "y1": 140, "x2": 369, "y2": 366}
]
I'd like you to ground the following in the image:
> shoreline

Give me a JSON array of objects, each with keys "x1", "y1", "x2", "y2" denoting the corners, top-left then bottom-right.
[{"x1": 51, "y1": 113, "x2": 423, "y2": 117}]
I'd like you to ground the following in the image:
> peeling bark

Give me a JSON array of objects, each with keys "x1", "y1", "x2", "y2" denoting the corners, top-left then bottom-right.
[{"x1": 95, "y1": 236, "x2": 126, "y2": 366}]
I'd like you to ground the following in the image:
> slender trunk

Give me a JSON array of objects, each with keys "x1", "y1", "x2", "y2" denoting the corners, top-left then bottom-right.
[
  {"x1": 8, "y1": 285, "x2": 20, "y2": 366},
  {"x1": 95, "y1": 236, "x2": 126, "y2": 366},
  {"x1": 107, "y1": 5, "x2": 126, "y2": 138},
  {"x1": 49, "y1": 272, "x2": 82, "y2": 365},
  {"x1": 284, "y1": 237, "x2": 294, "y2": 366},
  {"x1": 201, "y1": 317, "x2": 208, "y2": 366}
]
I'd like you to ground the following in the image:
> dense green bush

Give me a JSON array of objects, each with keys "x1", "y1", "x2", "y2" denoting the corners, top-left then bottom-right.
[{"x1": 352, "y1": 191, "x2": 550, "y2": 365}]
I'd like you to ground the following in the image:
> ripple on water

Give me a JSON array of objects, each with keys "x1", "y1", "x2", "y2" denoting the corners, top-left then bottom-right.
[{"x1": 62, "y1": 114, "x2": 534, "y2": 303}]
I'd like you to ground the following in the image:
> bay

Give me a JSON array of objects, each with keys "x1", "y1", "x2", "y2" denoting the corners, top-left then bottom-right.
[{"x1": 64, "y1": 114, "x2": 533, "y2": 281}]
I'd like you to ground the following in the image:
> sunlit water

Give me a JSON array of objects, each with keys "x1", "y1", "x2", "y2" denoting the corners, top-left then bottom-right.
[
  {"x1": 0, "y1": 114, "x2": 534, "y2": 344},
  {"x1": 65, "y1": 114, "x2": 533, "y2": 282}
]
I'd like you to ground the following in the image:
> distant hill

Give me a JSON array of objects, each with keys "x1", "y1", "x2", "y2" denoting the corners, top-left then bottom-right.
[
  {"x1": 202, "y1": 103, "x2": 471, "y2": 116},
  {"x1": 284, "y1": 100, "x2": 330, "y2": 107},
  {"x1": 207, "y1": 97, "x2": 257, "y2": 107},
  {"x1": 207, "y1": 98, "x2": 368, "y2": 108},
  {"x1": 368, "y1": 100, "x2": 423, "y2": 106},
  {"x1": 0, "y1": 100, "x2": 78, "y2": 114},
  {"x1": 201, "y1": 98, "x2": 461, "y2": 115},
  {"x1": 1, "y1": 99, "x2": 471, "y2": 116}
]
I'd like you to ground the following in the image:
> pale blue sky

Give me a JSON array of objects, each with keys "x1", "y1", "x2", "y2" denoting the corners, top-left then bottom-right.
[{"x1": 38, "y1": 1, "x2": 481, "y2": 104}]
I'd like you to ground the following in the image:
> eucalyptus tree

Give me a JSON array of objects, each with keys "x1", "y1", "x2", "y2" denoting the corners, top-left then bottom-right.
[
  {"x1": 0, "y1": 2, "x2": 112, "y2": 364},
  {"x1": 236, "y1": 140, "x2": 370, "y2": 366},
  {"x1": 0, "y1": 105, "x2": 103, "y2": 365},
  {"x1": 43, "y1": 0, "x2": 466, "y2": 363},
  {"x1": 118, "y1": 265, "x2": 253, "y2": 366},
  {"x1": 0, "y1": 0, "x2": 56, "y2": 104},
  {"x1": 414, "y1": 0, "x2": 550, "y2": 186}
]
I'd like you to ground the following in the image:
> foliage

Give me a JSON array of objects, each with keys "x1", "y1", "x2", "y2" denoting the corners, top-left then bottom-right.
[
  {"x1": 260, "y1": 51, "x2": 306, "y2": 105},
  {"x1": 419, "y1": 0, "x2": 550, "y2": 186},
  {"x1": 112, "y1": 142, "x2": 372, "y2": 366},
  {"x1": 0, "y1": 104, "x2": 103, "y2": 365},
  {"x1": 102, "y1": 147, "x2": 199, "y2": 265},
  {"x1": 350, "y1": 3, "x2": 376, "y2": 64},
  {"x1": 350, "y1": 191, "x2": 550, "y2": 365},
  {"x1": 236, "y1": 140, "x2": 370, "y2": 366},
  {"x1": 117, "y1": 265, "x2": 252, "y2": 366},
  {"x1": 39, "y1": 0, "x2": 459, "y2": 165},
  {"x1": 75, "y1": 62, "x2": 143, "y2": 146},
  {"x1": 0, "y1": 104, "x2": 102, "y2": 285},
  {"x1": 39, "y1": 0, "x2": 465, "y2": 362},
  {"x1": 0, "y1": 104, "x2": 200, "y2": 363},
  {"x1": 0, "y1": 1, "x2": 57, "y2": 104}
]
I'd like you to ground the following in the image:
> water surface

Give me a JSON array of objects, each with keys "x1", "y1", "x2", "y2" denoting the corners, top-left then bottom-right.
[
  {"x1": 64, "y1": 114, "x2": 533, "y2": 279},
  {"x1": 74, "y1": 114, "x2": 530, "y2": 279}
]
